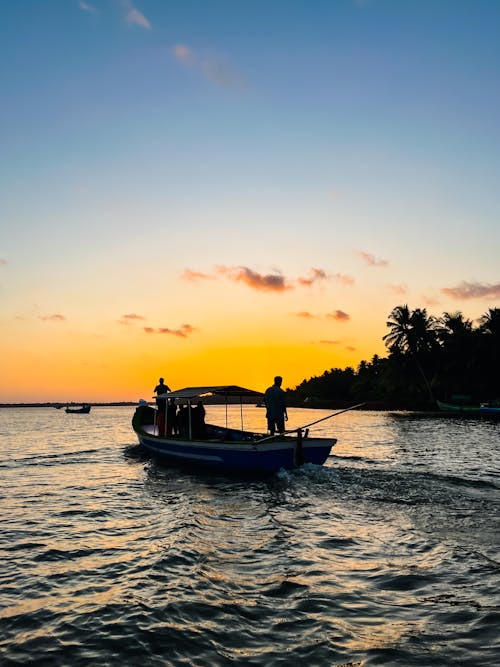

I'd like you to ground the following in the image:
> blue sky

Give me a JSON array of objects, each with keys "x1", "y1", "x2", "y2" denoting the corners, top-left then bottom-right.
[{"x1": 1, "y1": 0, "x2": 499, "y2": 400}]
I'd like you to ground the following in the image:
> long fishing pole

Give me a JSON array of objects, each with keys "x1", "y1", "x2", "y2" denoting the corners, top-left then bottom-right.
[
  {"x1": 254, "y1": 402, "x2": 366, "y2": 444},
  {"x1": 292, "y1": 402, "x2": 366, "y2": 431}
]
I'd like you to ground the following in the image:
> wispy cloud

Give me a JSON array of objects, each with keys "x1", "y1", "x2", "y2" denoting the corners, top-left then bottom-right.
[
  {"x1": 0, "y1": 258, "x2": 6, "y2": 266},
  {"x1": 182, "y1": 265, "x2": 348, "y2": 293},
  {"x1": 121, "y1": 1, "x2": 151, "y2": 29},
  {"x1": 118, "y1": 313, "x2": 146, "y2": 325},
  {"x1": 79, "y1": 1, "x2": 99, "y2": 14},
  {"x1": 181, "y1": 269, "x2": 214, "y2": 282},
  {"x1": 202, "y1": 57, "x2": 245, "y2": 89},
  {"x1": 326, "y1": 310, "x2": 350, "y2": 321},
  {"x1": 387, "y1": 283, "x2": 408, "y2": 295},
  {"x1": 172, "y1": 43, "x2": 245, "y2": 89},
  {"x1": 441, "y1": 281, "x2": 500, "y2": 300},
  {"x1": 319, "y1": 340, "x2": 341, "y2": 345},
  {"x1": 297, "y1": 267, "x2": 328, "y2": 287},
  {"x1": 293, "y1": 309, "x2": 351, "y2": 321},
  {"x1": 294, "y1": 311, "x2": 317, "y2": 319},
  {"x1": 422, "y1": 295, "x2": 441, "y2": 306},
  {"x1": 357, "y1": 250, "x2": 389, "y2": 267},
  {"x1": 216, "y1": 266, "x2": 292, "y2": 292},
  {"x1": 173, "y1": 44, "x2": 195, "y2": 65},
  {"x1": 144, "y1": 324, "x2": 197, "y2": 337},
  {"x1": 333, "y1": 273, "x2": 355, "y2": 286},
  {"x1": 38, "y1": 314, "x2": 66, "y2": 322}
]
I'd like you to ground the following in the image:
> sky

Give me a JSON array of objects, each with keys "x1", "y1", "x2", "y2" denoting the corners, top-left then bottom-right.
[{"x1": 1, "y1": 0, "x2": 499, "y2": 403}]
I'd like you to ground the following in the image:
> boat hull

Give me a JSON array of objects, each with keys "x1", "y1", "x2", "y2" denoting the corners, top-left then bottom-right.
[
  {"x1": 65, "y1": 405, "x2": 91, "y2": 414},
  {"x1": 132, "y1": 405, "x2": 335, "y2": 474},
  {"x1": 437, "y1": 400, "x2": 500, "y2": 416},
  {"x1": 437, "y1": 400, "x2": 478, "y2": 412}
]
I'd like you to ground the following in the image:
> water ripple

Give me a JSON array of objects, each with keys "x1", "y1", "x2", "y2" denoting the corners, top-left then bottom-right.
[{"x1": 0, "y1": 407, "x2": 499, "y2": 666}]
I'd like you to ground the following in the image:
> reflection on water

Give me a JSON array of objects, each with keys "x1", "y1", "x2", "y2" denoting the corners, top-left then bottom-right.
[{"x1": 0, "y1": 406, "x2": 499, "y2": 666}]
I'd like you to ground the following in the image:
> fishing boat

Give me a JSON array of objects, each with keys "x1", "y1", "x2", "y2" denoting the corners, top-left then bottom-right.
[
  {"x1": 478, "y1": 404, "x2": 500, "y2": 414},
  {"x1": 65, "y1": 404, "x2": 91, "y2": 414},
  {"x1": 436, "y1": 399, "x2": 500, "y2": 415},
  {"x1": 436, "y1": 399, "x2": 478, "y2": 413},
  {"x1": 132, "y1": 385, "x2": 355, "y2": 474}
]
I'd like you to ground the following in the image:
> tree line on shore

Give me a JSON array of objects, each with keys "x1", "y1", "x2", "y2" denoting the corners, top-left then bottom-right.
[{"x1": 286, "y1": 306, "x2": 500, "y2": 409}]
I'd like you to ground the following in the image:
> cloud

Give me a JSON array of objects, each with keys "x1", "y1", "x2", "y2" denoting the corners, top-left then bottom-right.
[
  {"x1": 173, "y1": 44, "x2": 195, "y2": 65},
  {"x1": 202, "y1": 56, "x2": 245, "y2": 89},
  {"x1": 172, "y1": 43, "x2": 245, "y2": 89},
  {"x1": 357, "y1": 251, "x2": 389, "y2": 267},
  {"x1": 122, "y1": 1, "x2": 151, "y2": 29},
  {"x1": 216, "y1": 265, "x2": 292, "y2": 292},
  {"x1": 295, "y1": 311, "x2": 316, "y2": 319},
  {"x1": 38, "y1": 314, "x2": 66, "y2": 322},
  {"x1": 144, "y1": 324, "x2": 197, "y2": 338},
  {"x1": 118, "y1": 313, "x2": 146, "y2": 325},
  {"x1": 79, "y1": 1, "x2": 99, "y2": 14},
  {"x1": 297, "y1": 268, "x2": 353, "y2": 288},
  {"x1": 345, "y1": 345, "x2": 357, "y2": 351},
  {"x1": 181, "y1": 269, "x2": 214, "y2": 282},
  {"x1": 422, "y1": 295, "x2": 441, "y2": 306},
  {"x1": 387, "y1": 283, "x2": 408, "y2": 295},
  {"x1": 319, "y1": 339, "x2": 341, "y2": 345},
  {"x1": 183, "y1": 264, "x2": 350, "y2": 293},
  {"x1": 0, "y1": 258, "x2": 6, "y2": 266},
  {"x1": 334, "y1": 273, "x2": 355, "y2": 286},
  {"x1": 441, "y1": 281, "x2": 500, "y2": 300},
  {"x1": 297, "y1": 267, "x2": 328, "y2": 287},
  {"x1": 327, "y1": 310, "x2": 350, "y2": 321}
]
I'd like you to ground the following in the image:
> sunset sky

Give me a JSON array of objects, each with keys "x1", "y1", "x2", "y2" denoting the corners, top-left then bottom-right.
[{"x1": 1, "y1": 0, "x2": 499, "y2": 403}]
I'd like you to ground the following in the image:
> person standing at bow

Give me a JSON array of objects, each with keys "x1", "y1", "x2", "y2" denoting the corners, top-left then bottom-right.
[
  {"x1": 264, "y1": 375, "x2": 288, "y2": 435},
  {"x1": 154, "y1": 377, "x2": 171, "y2": 413}
]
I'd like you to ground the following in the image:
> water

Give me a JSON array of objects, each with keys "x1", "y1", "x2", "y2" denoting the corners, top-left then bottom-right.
[{"x1": 0, "y1": 406, "x2": 499, "y2": 666}]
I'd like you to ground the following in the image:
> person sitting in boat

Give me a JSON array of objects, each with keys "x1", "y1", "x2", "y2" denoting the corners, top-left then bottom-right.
[
  {"x1": 192, "y1": 400, "x2": 207, "y2": 438},
  {"x1": 166, "y1": 398, "x2": 178, "y2": 436},
  {"x1": 177, "y1": 405, "x2": 190, "y2": 438},
  {"x1": 264, "y1": 375, "x2": 288, "y2": 435},
  {"x1": 154, "y1": 377, "x2": 171, "y2": 413}
]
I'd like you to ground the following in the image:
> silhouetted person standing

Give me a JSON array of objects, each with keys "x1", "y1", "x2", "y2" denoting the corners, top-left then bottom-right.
[
  {"x1": 154, "y1": 377, "x2": 171, "y2": 413},
  {"x1": 264, "y1": 375, "x2": 288, "y2": 435}
]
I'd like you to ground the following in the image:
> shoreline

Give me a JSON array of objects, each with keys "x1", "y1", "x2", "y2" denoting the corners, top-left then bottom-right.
[{"x1": 1, "y1": 400, "x2": 434, "y2": 411}]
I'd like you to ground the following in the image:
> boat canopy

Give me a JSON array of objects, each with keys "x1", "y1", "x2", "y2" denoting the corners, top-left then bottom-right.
[{"x1": 156, "y1": 385, "x2": 264, "y2": 400}]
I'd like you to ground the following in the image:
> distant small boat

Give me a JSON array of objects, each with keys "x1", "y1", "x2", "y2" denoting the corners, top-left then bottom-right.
[
  {"x1": 132, "y1": 385, "x2": 343, "y2": 475},
  {"x1": 436, "y1": 400, "x2": 500, "y2": 415},
  {"x1": 65, "y1": 404, "x2": 91, "y2": 414},
  {"x1": 478, "y1": 404, "x2": 500, "y2": 415}
]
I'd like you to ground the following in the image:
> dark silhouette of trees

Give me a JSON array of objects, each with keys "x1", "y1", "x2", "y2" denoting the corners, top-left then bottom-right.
[
  {"x1": 287, "y1": 305, "x2": 500, "y2": 409},
  {"x1": 477, "y1": 308, "x2": 500, "y2": 400},
  {"x1": 383, "y1": 305, "x2": 439, "y2": 401}
]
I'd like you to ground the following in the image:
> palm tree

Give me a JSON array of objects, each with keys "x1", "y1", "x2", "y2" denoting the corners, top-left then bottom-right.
[
  {"x1": 383, "y1": 305, "x2": 438, "y2": 401},
  {"x1": 438, "y1": 311, "x2": 473, "y2": 339},
  {"x1": 436, "y1": 311, "x2": 476, "y2": 398},
  {"x1": 384, "y1": 305, "x2": 438, "y2": 354},
  {"x1": 477, "y1": 308, "x2": 500, "y2": 400},
  {"x1": 383, "y1": 305, "x2": 412, "y2": 352},
  {"x1": 478, "y1": 307, "x2": 500, "y2": 336}
]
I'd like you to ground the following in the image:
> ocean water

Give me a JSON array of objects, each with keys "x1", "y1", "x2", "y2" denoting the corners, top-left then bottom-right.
[{"x1": 0, "y1": 406, "x2": 498, "y2": 666}]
